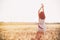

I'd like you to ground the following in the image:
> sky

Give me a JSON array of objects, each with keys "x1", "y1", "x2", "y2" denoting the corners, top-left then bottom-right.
[{"x1": 0, "y1": 0, "x2": 60, "y2": 23}]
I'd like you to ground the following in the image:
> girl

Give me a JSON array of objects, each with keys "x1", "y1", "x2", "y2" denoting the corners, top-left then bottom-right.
[
  {"x1": 31, "y1": 4, "x2": 46, "y2": 40},
  {"x1": 36, "y1": 3, "x2": 46, "y2": 40}
]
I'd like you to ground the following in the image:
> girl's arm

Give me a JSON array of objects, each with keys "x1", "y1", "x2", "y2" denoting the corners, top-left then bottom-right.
[{"x1": 38, "y1": 3, "x2": 45, "y2": 19}]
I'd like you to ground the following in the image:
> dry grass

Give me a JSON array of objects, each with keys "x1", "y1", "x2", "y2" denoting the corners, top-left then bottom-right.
[{"x1": 0, "y1": 22, "x2": 60, "y2": 40}]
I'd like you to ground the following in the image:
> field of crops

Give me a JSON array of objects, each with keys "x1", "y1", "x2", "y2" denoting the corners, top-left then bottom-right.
[{"x1": 0, "y1": 22, "x2": 60, "y2": 40}]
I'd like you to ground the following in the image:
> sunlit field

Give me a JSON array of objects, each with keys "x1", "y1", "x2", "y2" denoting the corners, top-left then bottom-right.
[{"x1": 0, "y1": 22, "x2": 60, "y2": 40}]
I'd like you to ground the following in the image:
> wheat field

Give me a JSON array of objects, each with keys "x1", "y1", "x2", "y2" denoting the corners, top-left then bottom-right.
[{"x1": 0, "y1": 22, "x2": 60, "y2": 40}]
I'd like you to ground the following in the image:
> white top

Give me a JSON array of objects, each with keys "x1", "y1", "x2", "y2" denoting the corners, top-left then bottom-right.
[{"x1": 38, "y1": 19, "x2": 46, "y2": 32}]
